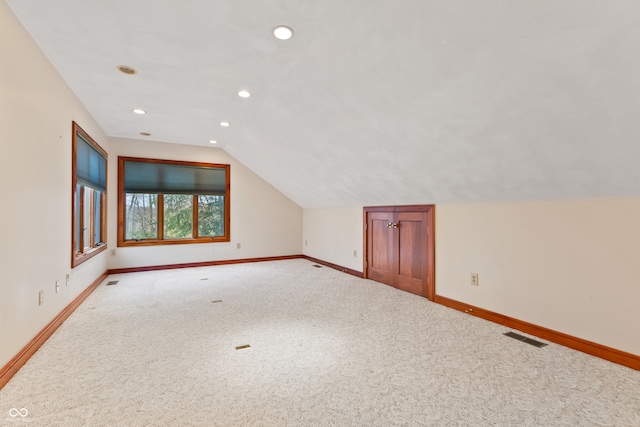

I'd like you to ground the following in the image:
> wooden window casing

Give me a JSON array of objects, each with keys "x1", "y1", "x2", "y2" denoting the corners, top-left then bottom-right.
[
  {"x1": 72, "y1": 122, "x2": 108, "y2": 268},
  {"x1": 117, "y1": 157, "x2": 230, "y2": 247}
]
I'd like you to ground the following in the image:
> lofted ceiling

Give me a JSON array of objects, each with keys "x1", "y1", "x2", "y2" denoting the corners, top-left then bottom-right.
[{"x1": 6, "y1": 0, "x2": 640, "y2": 208}]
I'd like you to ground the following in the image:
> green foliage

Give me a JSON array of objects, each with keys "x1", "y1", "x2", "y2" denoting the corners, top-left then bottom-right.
[
  {"x1": 125, "y1": 193, "x2": 224, "y2": 240},
  {"x1": 125, "y1": 193, "x2": 158, "y2": 240},
  {"x1": 198, "y1": 195, "x2": 224, "y2": 237},
  {"x1": 163, "y1": 194, "x2": 193, "y2": 239}
]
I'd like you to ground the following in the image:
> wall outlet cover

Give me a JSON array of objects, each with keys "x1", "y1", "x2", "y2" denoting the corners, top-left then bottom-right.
[{"x1": 471, "y1": 273, "x2": 479, "y2": 286}]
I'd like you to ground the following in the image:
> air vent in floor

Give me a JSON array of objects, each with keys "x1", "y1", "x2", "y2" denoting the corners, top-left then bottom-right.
[
  {"x1": 105, "y1": 280, "x2": 119, "y2": 286},
  {"x1": 503, "y1": 331, "x2": 548, "y2": 348},
  {"x1": 235, "y1": 344, "x2": 251, "y2": 350},
  {"x1": 312, "y1": 264, "x2": 323, "y2": 268}
]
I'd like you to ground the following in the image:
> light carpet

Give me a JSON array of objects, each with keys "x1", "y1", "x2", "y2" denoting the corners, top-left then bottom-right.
[{"x1": 1, "y1": 259, "x2": 639, "y2": 426}]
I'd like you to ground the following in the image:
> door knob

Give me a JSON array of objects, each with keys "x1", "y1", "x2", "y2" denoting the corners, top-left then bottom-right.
[{"x1": 387, "y1": 222, "x2": 398, "y2": 228}]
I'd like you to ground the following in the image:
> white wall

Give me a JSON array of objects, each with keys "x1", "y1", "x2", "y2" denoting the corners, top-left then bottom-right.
[
  {"x1": 0, "y1": 1, "x2": 109, "y2": 368},
  {"x1": 302, "y1": 207, "x2": 363, "y2": 271},
  {"x1": 436, "y1": 198, "x2": 640, "y2": 356},
  {"x1": 107, "y1": 138, "x2": 302, "y2": 269},
  {"x1": 304, "y1": 200, "x2": 640, "y2": 356}
]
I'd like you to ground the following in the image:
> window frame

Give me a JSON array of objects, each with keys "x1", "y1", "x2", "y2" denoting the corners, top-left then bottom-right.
[
  {"x1": 71, "y1": 122, "x2": 108, "y2": 268},
  {"x1": 117, "y1": 156, "x2": 230, "y2": 247}
]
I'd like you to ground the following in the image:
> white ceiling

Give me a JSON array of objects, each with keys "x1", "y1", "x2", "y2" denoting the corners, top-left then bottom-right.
[{"x1": 6, "y1": 0, "x2": 640, "y2": 207}]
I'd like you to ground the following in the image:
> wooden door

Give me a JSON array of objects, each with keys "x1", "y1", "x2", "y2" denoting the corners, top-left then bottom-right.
[
  {"x1": 396, "y1": 211, "x2": 429, "y2": 295},
  {"x1": 364, "y1": 206, "x2": 434, "y2": 299},
  {"x1": 367, "y1": 211, "x2": 395, "y2": 286}
]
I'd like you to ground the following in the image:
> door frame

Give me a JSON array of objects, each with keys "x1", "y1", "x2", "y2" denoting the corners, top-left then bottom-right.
[{"x1": 363, "y1": 205, "x2": 435, "y2": 300}]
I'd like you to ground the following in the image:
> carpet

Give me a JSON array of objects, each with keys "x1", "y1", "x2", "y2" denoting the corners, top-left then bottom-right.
[{"x1": 1, "y1": 259, "x2": 638, "y2": 426}]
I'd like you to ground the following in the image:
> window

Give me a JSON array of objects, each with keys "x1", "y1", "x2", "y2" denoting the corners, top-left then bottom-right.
[
  {"x1": 72, "y1": 122, "x2": 107, "y2": 267},
  {"x1": 117, "y1": 157, "x2": 230, "y2": 246}
]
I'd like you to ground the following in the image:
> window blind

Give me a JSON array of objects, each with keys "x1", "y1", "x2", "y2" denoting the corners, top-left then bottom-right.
[
  {"x1": 76, "y1": 133, "x2": 107, "y2": 192},
  {"x1": 123, "y1": 161, "x2": 227, "y2": 195}
]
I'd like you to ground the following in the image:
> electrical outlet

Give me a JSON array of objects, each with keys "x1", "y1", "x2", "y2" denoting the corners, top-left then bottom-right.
[
  {"x1": 236, "y1": 242, "x2": 241, "y2": 249},
  {"x1": 55, "y1": 281, "x2": 60, "y2": 293},
  {"x1": 353, "y1": 249, "x2": 357, "y2": 257},
  {"x1": 305, "y1": 240, "x2": 308, "y2": 246},
  {"x1": 66, "y1": 274, "x2": 70, "y2": 286},
  {"x1": 471, "y1": 273, "x2": 479, "y2": 286},
  {"x1": 38, "y1": 291, "x2": 44, "y2": 305},
  {"x1": 110, "y1": 249, "x2": 116, "y2": 256}
]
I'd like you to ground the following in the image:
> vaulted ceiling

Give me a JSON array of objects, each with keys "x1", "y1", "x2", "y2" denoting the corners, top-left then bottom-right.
[{"x1": 6, "y1": 0, "x2": 640, "y2": 207}]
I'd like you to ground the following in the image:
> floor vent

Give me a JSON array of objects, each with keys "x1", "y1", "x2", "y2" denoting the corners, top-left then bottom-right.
[
  {"x1": 504, "y1": 331, "x2": 548, "y2": 348},
  {"x1": 235, "y1": 344, "x2": 251, "y2": 350},
  {"x1": 105, "y1": 280, "x2": 119, "y2": 286},
  {"x1": 211, "y1": 300, "x2": 223, "y2": 304},
  {"x1": 312, "y1": 264, "x2": 323, "y2": 268},
  {"x1": 201, "y1": 278, "x2": 209, "y2": 281}
]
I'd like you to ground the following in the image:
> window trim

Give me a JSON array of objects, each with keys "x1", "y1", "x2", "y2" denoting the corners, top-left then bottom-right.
[
  {"x1": 71, "y1": 122, "x2": 108, "y2": 268},
  {"x1": 117, "y1": 156, "x2": 230, "y2": 247}
]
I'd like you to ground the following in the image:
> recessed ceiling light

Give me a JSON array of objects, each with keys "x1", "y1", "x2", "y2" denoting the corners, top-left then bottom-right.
[
  {"x1": 273, "y1": 25, "x2": 294, "y2": 40},
  {"x1": 209, "y1": 140, "x2": 218, "y2": 144},
  {"x1": 116, "y1": 65, "x2": 137, "y2": 75},
  {"x1": 219, "y1": 121, "x2": 230, "y2": 127},
  {"x1": 132, "y1": 109, "x2": 146, "y2": 115},
  {"x1": 238, "y1": 90, "x2": 251, "y2": 98},
  {"x1": 140, "y1": 132, "x2": 151, "y2": 136}
]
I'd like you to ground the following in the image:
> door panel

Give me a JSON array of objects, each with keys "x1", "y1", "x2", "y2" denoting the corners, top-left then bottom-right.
[
  {"x1": 397, "y1": 211, "x2": 427, "y2": 295},
  {"x1": 367, "y1": 211, "x2": 394, "y2": 286}
]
